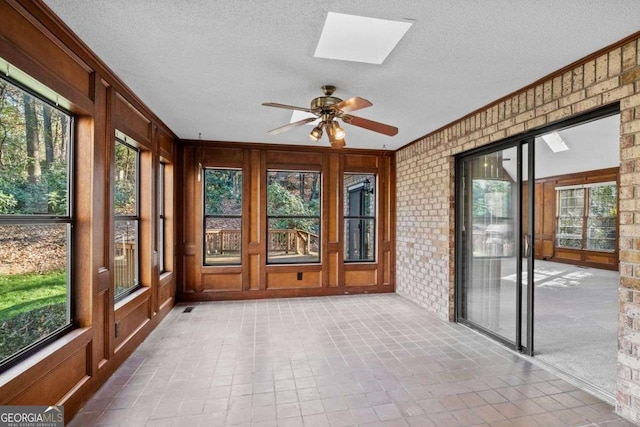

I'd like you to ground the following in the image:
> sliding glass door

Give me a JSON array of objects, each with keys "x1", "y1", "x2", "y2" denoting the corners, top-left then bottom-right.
[{"x1": 457, "y1": 141, "x2": 533, "y2": 353}]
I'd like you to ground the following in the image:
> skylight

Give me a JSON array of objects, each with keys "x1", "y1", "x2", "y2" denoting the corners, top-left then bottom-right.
[
  {"x1": 314, "y1": 12, "x2": 412, "y2": 65},
  {"x1": 541, "y1": 131, "x2": 569, "y2": 153}
]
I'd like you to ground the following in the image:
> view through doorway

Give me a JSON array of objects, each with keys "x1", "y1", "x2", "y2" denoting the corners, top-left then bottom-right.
[{"x1": 457, "y1": 108, "x2": 620, "y2": 399}]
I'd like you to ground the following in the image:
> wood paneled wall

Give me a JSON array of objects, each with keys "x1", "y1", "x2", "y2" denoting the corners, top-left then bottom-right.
[
  {"x1": 0, "y1": 0, "x2": 177, "y2": 422},
  {"x1": 177, "y1": 141, "x2": 395, "y2": 300}
]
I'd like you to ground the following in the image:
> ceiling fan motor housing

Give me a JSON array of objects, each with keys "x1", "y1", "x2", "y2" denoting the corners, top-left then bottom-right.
[{"x1": 311, "y1": 96, "x2": 342, "y2": 113}]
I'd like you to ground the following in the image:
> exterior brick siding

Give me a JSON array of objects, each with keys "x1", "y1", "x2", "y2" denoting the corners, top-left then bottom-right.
[{"x1": 395, "y1": 34, "x2": 640, "y2": 422}]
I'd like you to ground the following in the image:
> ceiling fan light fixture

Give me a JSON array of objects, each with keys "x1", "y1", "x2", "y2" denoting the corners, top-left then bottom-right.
[
  {"x1": 332, "y1": 121, "x2": 346, "y2": 139},
  {"x1": 326, "y1": 120, "x2": 345, "y2": 140},
  {"x1": 309, "y1": 125, "x2": 323, "y2": 141}
]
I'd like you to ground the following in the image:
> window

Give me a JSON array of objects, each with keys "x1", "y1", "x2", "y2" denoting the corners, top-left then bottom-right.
[
  {"x1": 267, "y1": 171, "x2": 320, "y2": 264},
  {"x1": 0, "y1": 75, "x2": 73, "y2": 368},
  {"x1": 586, "y1": 182, "x2": 617, "y2": 252},
  {"x1": 158, "y1": 162, "x2": 166, "y2": 273},
  {"x1": 344, "y1": 173, "x2": 376, "y2": 261},
  {"x1": 114, "y1": 137, "x2": 140, "y2": 300},
  {"x1": 556, "y1": 187, "x2": 584, "y2": 249},
  {"x1": 556, "y1": 182, "x2": 616, "y2": 252},
  {"x1": 203, "y1": 168, "x2": 242, "y2": 265}
]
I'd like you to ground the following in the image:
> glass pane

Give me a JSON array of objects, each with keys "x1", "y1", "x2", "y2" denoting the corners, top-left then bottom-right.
[
  {"x1": 158, "y1": 163, "x2": 167, "y2": 273},
  {"x1": 587, "y1": 184, "x2": 616, "y2": 252},
  {"x1": 114, "y1": 219, "x2": 138, "y2": 298},
  {"x1": 158, "y1": 217, "x2": 165, "y2": 273},
  {"x1": 205, "y1": 217, "x2": 241, "y2": 265},
  {"x1": 586, "y1": 217, "x2": 616, "y2": 251},
  {"x1": 204, "y1": 169, "x2": 242, "y2": 215},
  {"x1": 267, "y1": 171, "x2": 320, "y2": 216},
  {"x1": 114, "y1": 141, "x2": 137, "y2": 216},
  {"x1": 589, "y1": 184, "x2": 616, "y2": 216},
  {"x1": 522, "y1": 143, "x2": 529, "y2": 350},
  {"x1": 344, "y1": 174, "x2": 375, "y2": 217},
  {"x1": 0, "y1": 77, "x2": 71, "y2": 216},
  {"x1": 461, "y1": 147, "x2": 517, "y2": 342},
  {"x1": 344, "y1": 218, "x2": 375, "y2": 261},
  {"x1": 268, "y1": 218, "x2": 319, "y2": 263},
  {"x1": 558, "y1": 188, "x2": 584, "y2": 217},
  {"x1": 158, "y1": 163, "x2": 165, "y2": 217},
  {"x1": 0, "y1": 224, "x2": 70, "y2": 363},
  {"x1": 556, "y1": 188, "x2": 584, "y2": 249}
]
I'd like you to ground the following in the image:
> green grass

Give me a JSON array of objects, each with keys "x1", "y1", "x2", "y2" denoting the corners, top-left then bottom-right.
[{"x1": 0, "y1": 270, "x2": 67, "y2": 322}]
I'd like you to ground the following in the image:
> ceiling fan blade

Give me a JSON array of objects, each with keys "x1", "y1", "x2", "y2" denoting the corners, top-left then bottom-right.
[
  {"x1": 262, "y1": 102, "x2": 315, "y2": 113},
  {"x1": 332, "y1": 97, "x2": 372, "y2": 114},
  {"x1": 342, "y1": 115, "x2": 398, "y2": 136},
  {"x1": 267, "y1": 117, "x2": 316, "y2": 135}
]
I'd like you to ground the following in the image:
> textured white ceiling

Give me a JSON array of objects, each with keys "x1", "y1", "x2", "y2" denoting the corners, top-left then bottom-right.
[{"x1": 43, "y1": 1, "x2": 640, "y2": 150}]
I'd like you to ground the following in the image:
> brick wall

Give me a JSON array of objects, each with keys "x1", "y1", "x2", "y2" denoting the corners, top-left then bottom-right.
[{"x1": 395, "y1": 35, "x2": 640, "y2": 422}]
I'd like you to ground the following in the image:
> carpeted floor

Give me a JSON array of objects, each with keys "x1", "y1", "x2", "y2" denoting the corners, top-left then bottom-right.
[{"x1": 533, "y1": 260, "x2": 618, "y2": 397}]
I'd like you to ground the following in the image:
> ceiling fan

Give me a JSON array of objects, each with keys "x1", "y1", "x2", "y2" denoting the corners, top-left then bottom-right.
[{"x1": 262, "y1": 85, "x2": 398, "y2": 148}]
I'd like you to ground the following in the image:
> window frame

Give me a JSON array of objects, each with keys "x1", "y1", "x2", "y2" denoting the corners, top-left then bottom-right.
[
  {"x1": 266, "y1": 170, "x2": 321, "y2": 265},
  {"x1": 0, "y1": 73, "x2": 75, "y2": 371},
  {"x1": 555, "y1": 181, "x2": 617, "y2": 253},
  {"x1": 158, "y1": 162, "x2": 166, "y2": 273},
  {"x1": 202, "y1": 167, "x2": 244, "y2": 266},
  {"x1": 344, "y1": 173, "x2": 377, "y2": 263},
  {"x1": 586, "y1": 181, "x2": 617, "y2": 252},
  {"x1": 113, "y1": 135, "x2": 141, "y2": 302},
  {"x1": 555, "y1": 186, "x2": 585, "y2": 250}
]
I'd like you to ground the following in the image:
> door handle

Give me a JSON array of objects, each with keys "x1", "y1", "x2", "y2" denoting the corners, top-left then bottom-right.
[{"x1": 524, "y1": 234, "x2": 532, "y2": 258}]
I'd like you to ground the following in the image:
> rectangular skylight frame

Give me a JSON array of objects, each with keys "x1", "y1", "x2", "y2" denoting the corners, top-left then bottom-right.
[
  {"x1": 314, "y1": 12, "x2": 412, "y2": 65},
  {"x1": 541, "y1": 131, "x2": 569, "y2": 153}
]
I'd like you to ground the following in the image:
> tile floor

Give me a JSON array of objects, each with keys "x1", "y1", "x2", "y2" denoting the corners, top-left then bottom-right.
[{"x1": 69, "y1": 294, "x2": 634, "y2": 426}]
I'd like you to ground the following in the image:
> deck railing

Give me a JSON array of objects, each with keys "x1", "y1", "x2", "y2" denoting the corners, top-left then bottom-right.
[
  {"x1": 114, "y1": 229, "x2": 319, "y2": 283},
  {"x1": 114, "y1": 242, "x2": 135, "y2": 291},
  {"x1": 205, "y1": 228, "x2": 318, "y2": 255}
]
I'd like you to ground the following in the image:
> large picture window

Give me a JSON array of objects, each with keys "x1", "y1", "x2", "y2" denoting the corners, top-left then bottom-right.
[
  {"x1": 344, "y1": 173, "x2": 376, "y2": 262},
  {"x1": 556, "y1": 182, "x2": 616, "y2": 252},
  {"x1": 267, "y1": 171, "x2": 320, "y2": 264},
  {"x1": 114, "y1": 137, "x2": 140, "y2": 300},
  {"x1": 0, "y1": 75, "x2": 73, "y2": 368},
  {"x1": 203, "y1": 168, "x2": 243, "y2": 265}
]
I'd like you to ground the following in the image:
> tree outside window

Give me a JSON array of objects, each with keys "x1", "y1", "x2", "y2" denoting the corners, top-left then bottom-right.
[
  {"x1": 203, "y1": 168, "x2": 243, "y2": 265},
  {"x1": 267, "y1": 171, "x2": 320, "y2": 264},
  {"x1": 586, "y1": 183, "x2": 616, "y2": 252},
  {"x1": 114, "y1": 137, "x2": 139, "y2": 300},
  {"x1": 0, "y1": 75, "x2": 73, "y2": 368},
  {"x1": 344, "y1": 173, "x2": 376, "y2": 262},
  {"x1": 556, "y1": 182, "x2": 616, "y2": 252}
]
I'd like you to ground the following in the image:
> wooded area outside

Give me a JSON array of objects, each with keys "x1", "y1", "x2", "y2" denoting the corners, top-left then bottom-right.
[
  {"x1": 556, "y1": 183, "x2": 617, "y2": 251},
  {"x1": 344, "y1": 173, "x2": 376, "y2": 262},
  {"x1": 0, "y1": 76, "x2": 71, "y2": 365},
  {"x1": 267, "y1": 171, "x2": 320, "y2": 263},
  {"x1": 203, "y1": 168, "x2": 242, "y2": 265},
  {"x1": 114, "y1": 140, "x2": 139, "y2": 298}
]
